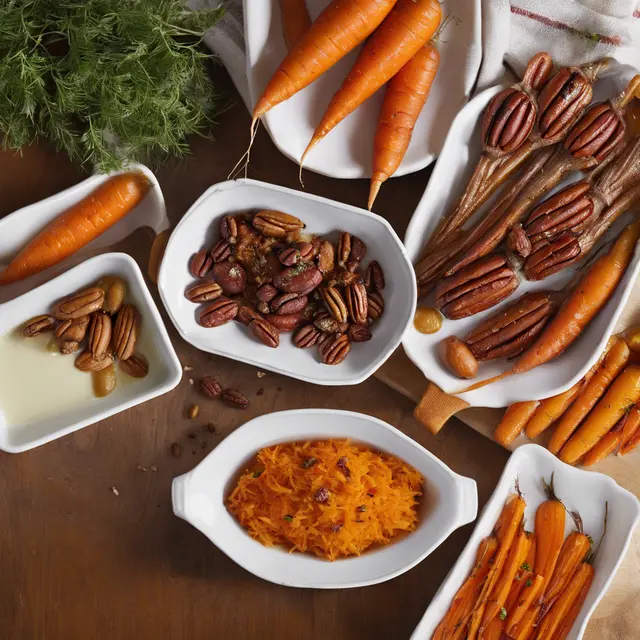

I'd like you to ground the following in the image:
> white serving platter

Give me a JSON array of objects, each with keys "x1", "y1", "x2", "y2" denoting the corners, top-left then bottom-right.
[
  {"x1": 0, "y1": 163, "x2": 168, "y2": 304},
  {"x1": 244, "y1": 0, "x2": 482, "y2": 180},
  {"x1": 157, "y1": 179, "x2": 417, "y2": 386},
  {"x1": 0, "y1": 253, "x2": 182, "y2": 453},
  {"x1": 411, "y1": 444, "x2": 640, "y2": 640},
  {"x1": 402, "y1": 65, "x2": 640, "y2": 408},
  {"x1": 172, "y1": 409, "x2": 478, "y2": 588}
]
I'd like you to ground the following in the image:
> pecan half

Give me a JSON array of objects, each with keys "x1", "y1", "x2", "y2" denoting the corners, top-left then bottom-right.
[
  {"x1": 346, "y1": 236, "x2": 367, "y2": 271},
  {"x1": 317, "y1": 240, "x2": 336, "y2": 273},
  {"x1": 348, "y1": 323, "x2": 372, "y2": 342},
  {"x1": 199, "y1": 297, "x2": 238, "y2": 328},
  {"x1": 236, "y1": 305, "x2": 261, "y2": 326},
  {"x1": 53, "y1": 287, "x2": 104, "y2": 320},
  {"x1": 465, "y1": 291, "x2": 554, "y2": 360},
  {"x1": 210, "y1": 239, "x2": 232, "y2": 263},
  {"x1": 320, "y1": 334, "x2": 352, "y2": 365},
  {"x1": 253, "y1": 210, "x2": 304, "y2": 238},
  {"x1": 75, "y1": 350, "x2": 114, "y2": 372},
  {"x1": 565, "y1": 101, "x2": 625, "y2": 163},
  {"x1": 337, "y1": 232, "x2": 351, "y2": 266},
  {"x1": 23, "y1": 314, "x2": 56, "y2": 337},
  {"x1": 55, "y1": 315, "x2": 90, "y2": 342},
  {"x1": 482, "y1": 87, "x2": 536, "y2": 156},
  {"x1": 113, "y1": 304, "x2": 138, "y2": 360},
  {"x1": 314, "y1": 310, "x2": 340, "y2": 333},
  {"x1": 119, "y1": 353, "x2": 149, "y2": 378},
  {"x1": 201, "y1": 375, "x2": 222, "y2": 398},
  {"x1": 256, "y1": 283, "x2": 278, "y2": 303},
  {"x1": 271, "y1": 292, "x2": 308, "y2": 315},
  {"x1": 220, "y1": 215, "x2": 238, "y2": 243},
  {"x1": 345, "y1": 282, "x2": 368, "y2": 324},
  {"x1": 213, "y1": 261, "x2": 247, "y2": 295},
  {"x1": 191, "y1": 249, "x2": 213, "y2": 279},
  {"x1": 294, "y1": 324, "x2": 321, "y2": 348},
  {"x1": 265, "y1": 312, "x2": 310, "y2": 332},
  {"x1": 364, "y1": 261, "x2": 385, "y2": 292},
  {"x1": 273, "y1": 264, "x2": 322, "y2": 294},
  {"x1": 89, "y1": 312, "x2": 112, "y2": 358},
  {"x1": 436, "y1": 254, "x2": 519, "y2": 319},
  {"x1": 367, "y1": 291, "x2": 385, "y2": 322},
  {"x1": 185, "y1": 281, "x2": 223, "y2": 303},
  {"x1": 524, "y1": 232, "x2": 583, "y2": 281},
  {"x1": 506, "y1": 224, "x2": 532, "y2": 258},
  {"x1": 221, "y1": 389, "x2": 249, "y2": 409},
  {"x1": 60, "y1": 340, "x2": 80, "y2": 355},
  {"x1": 278, "y1": 247, "x2": 301, "y2": 266},
  {"x1": 296, "y1": 242, "x2": 315, "y2": 261},
  {"x1": 250, "y1": 317, "x2": 280, "y2": 348},
  {"x1": 320, "y1": 286, "x2": 348, "y2": 323}
]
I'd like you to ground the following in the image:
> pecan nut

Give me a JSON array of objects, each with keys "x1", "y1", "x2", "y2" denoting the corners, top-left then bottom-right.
[
  {"x1": 236, "y1": 305, "x2": 261, "y2": 326},
  {"x1": 320, "y1": 334, "x2": 352, "y2": 365},
  {"x1": 201, "y1": 375, "x2": 222, "y2": 397},
  {"x1": 348, "y1": 323, "x2": 372, "y2": 343},
  {"x1": 103, "y1": 277, "x2": 127, "y2": 315},
  {"x1": 212, "y1": 261, "x2": 247, "y2": 296},
  {"x1": 185, "y1": 282, "x2": 223, "y2": 303},
  {"x1": 337, "y1": 232, "x2": 351, "y2": 266},
  {"x1": 524, "y1": 232, "x2": 582, "y2": 281},
  {"x1": 271, "y1": 292, "x2": 308, "y2": 315},
  {"x1": 89, "y1": 312, "x2": 112, "y2": 358},
  {"x1": 265, "y1": 312, "x2": 310, "y2": 332},
  {"x1": 119, "y1": 353, "x2": 149, "y2": 378},
  {"x1": 565, "y1": 101, "x2": 625, "y2": 163},
  {"x1": 294, "y1": 324, "x2": 321, "y2": 348},
  {"x1": 221, "y1": 389, "x2": 249, "y2": 409},
  {"x1": 210, "y1": 239, "x2": 232, "y2": 263},
  {"x1": 506, "y1": 224, "x2": 532, "y2": 258},
  {"x1": 53, "y1": 287, "x2": 105, "y2": 320},
  {"x1": 364, "y1": 261, "x2": 385, "y2": 292},
  {"x1": 273, "y1": 265, "x2": 322, "y2": 294},
  {"x1": 435, "y1": 254, "x2": 519, "y2": 319},
  {"x1": 256, "y1": 283, "x2": 278, "y2": 303},
  {"x1": 250, "y1": 317, "x2": 280, "y2": 348},
  {"x1": 55, "y1": 315, "x2": 90, "y2": 342},
  {"x1": 60, "y1": 340, "x2": 80, "y2": 355},
  {"x1": 199, "y1": 297, "x2": 238, "y2": 328},
  {"x1": 113, "y1": 304, "x2": 139, "y2": 360},
  {"x1": 320, "y1": 286, "x2": 348, "y2": 323},
  {"x1": 367, "y1": 291, "x2": 385, "y2": 322},
  {"x1": 295, "y1": 242, "x2": 315, "y2": 261},
  {"x1": 482, "y1": 87, "x2": 536, "y2": 156},
  {"x1": 191, "y1": 249, "x2": 213, "y2": 279},
  {"x1": 75, "y1": 350, "x2": 115, "y2": 372},
  {"x1": 465, "y1": 291, "x2": 554, "y2": 360},
  {"x1": 278, "y1": 247, "x2": 301, "y2": 266},
  {"x1": 220, "y1": 215, "x2": 239, "y2": 244},
  {"x1": 345, "y1": 282, "x2": 368, "y2": 324},
  {"x1": 23, "y1": 314, "x2": 56, "y2": 337},
  {"x1": 317, "y1": 240, "x2": 336, "y2": 273},
  {"x1": 253, "y1": 210, "x2": 304, "y2": 238},
  {"x1": 314, "y1": 310, "x2": 340, "y2": 334}
]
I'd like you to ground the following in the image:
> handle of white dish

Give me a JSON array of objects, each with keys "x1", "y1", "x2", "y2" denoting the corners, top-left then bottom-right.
[
  {"x1": 171, "y1": 473, "x2": 192, "y2": 521},
  {"x1": 456, "y1": 475, "x2": 478, "y2": 526}
]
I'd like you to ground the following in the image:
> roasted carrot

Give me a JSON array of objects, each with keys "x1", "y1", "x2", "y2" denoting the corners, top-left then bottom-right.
[
  {"x1": 460, "y1": 219, "x2": 640, "y2": 394},
  {"x1": 509, "y1": 605, "x2": 541, "y2": 640},
  {"x1": 495, "y1": 493, "x2": 523, "y2": 542},
  {"x1": 535, "y1": 475, "x2": 566, "y2": 596},
  {"x1": 524, "y1": 380, "x2": 584, "y2": 439},
  {"x1": 432, "y1": 537, "x2": 498, "y2": 640},
  {"x1": 505, "y1": 574, "x2": 544, "y2": 634},
  {"x1": 481, "y1": 526, "x2": 531, "y2": 631},
  {"x1": 560, "y1": 365, "x2": 640, "y2": 464},
  {"x1": 582, "y1": 428, "x2": 622, "y2": 466},
  {"x1": 620, "y1": 425, "x2": 640, "y2": 455},
  {"x1": 524, "y1": 533, "x2": 536, "y2": 573},
  {"x1": 301, "y1": 0, "x2": 442, "y2": 163},
  {"x1": 368, "y1": 40, "x2": 439, "y2": 209},
  {"x1": 505, "y1": 570, "x2": 533, "y2": 613},
  {"x1": 253, "y1": 0, "x2": 398, "y2": 119},
  {"x1": 0, "y1": 173, "x2": 149, "y2": 286},
  {"x1": 553, "y1": 570, "x2": 593, "y2": 640},
  {"x1": 619, "y1": 402, "x2": 640, "y2": 451},
  {"x1": 494, "y1": 401, "x2": 540, "y2": 447},
  {"x1": 548, "y1": 336, "x2": 630, "y2": 454},
  {"x1": 482, "y1": 617, "x2": 504, "y2": 640},
  {"x1": 279, "y1": 0, "x2": 311, "y2": 50},
  {"x1": 535, "y1": 562, "x2": 594, "y2": 640}
]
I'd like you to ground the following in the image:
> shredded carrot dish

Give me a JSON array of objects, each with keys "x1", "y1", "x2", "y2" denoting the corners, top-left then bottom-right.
[{"x1": 227, "y1": 439, "x2": 423, "y2": 561}]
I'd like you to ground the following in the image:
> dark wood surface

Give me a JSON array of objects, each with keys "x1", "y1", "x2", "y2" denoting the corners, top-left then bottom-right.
[{"x1": 0, "y1": 65, "x2": 509, "y2": 640}]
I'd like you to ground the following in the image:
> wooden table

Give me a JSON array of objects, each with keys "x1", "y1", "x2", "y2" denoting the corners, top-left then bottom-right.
[{"x1": 0, "y1": 65, "x2": 551, "y2": 640}]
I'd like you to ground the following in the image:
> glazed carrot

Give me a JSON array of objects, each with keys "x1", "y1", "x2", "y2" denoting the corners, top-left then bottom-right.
[
  {"x1": 301, "y1": 0, "x2": 442, "y2": 163},
  {"x1": 505, "y1": 574, "x2": 544, "y2": 634},
  {"x1": 553, "y1": 571, "x2": 593, "y2": 640},
  {"x1": 494, "y1": 401, "x2": 540, "y2": 447},
  {"x1": 535, "y1": 562, "x2": 594, "y2": 640},
  {"x1": 279, "y1": 0, "x2": 311, "y2": 50},
  {"x1": 620, "y1": 426, "x2": 640, "y2": 455},
  {"x1": 432, "y1": 537, "x2": 498, "y2": 640},
  {"x1": 253, "y1": 0, "x2": 398, "y2": 119},
  {"x1": 0, "y1": 172, "x2": 150, "y2": 285},
  {"x1": 582, "y1": 429, "x2": 622, "y2": 466},
  {"x1": 509, "y1": 605, "x2": 541, "y2": 640},
  {"x1": 505, "y1": 570, "x2": 533, "y2": 614},
  {"x1": 619, "y1": 402, "x2": 640, "y2": 451},
  {"x1": 467, "y1": 495, "x2": 526, "y2": 640},
  {"x1": 460, "y1": 219, "x2": 640, "y2": 394},
  {"x1": 481, "y1": 526, "x2": 531, "y2": 630},
  {"x1": 548, "y1": 336, "x2": 630, "y2": 454},
  {"x1": 535, "y1": 475, "x2": 566, "y2": 596},
  {"x1": 524, "y1": 380, "x2": 584, "y2": 439},
  {"x1": 482, "y1": 617, "x2": 504, "y2": 640},
  {"x1": 495, "y1": 493, "x2": 522, "y2": 542},
  {"x1": 560, "y1": 365, "x2": 640, "y2": 465},
  {"x1": 368, "y1": 40, "x2": 439, "y2": 209}
]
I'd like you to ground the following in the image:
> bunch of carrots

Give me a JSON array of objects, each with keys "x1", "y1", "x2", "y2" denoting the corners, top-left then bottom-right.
[
  {"x1": 495, "y1": 328, "x2": 640, "y2": 466},
  {"x1": 267, "y1": 0, "x2": 444, "y2": 209},
  {"x1": 433, "y1": 476, "x2": 604, "y2": 640}
]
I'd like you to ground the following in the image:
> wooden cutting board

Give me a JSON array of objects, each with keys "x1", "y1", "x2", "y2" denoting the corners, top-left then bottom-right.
[{"x1": 374, "y1": 289, "x2": 640, "y2": 638}]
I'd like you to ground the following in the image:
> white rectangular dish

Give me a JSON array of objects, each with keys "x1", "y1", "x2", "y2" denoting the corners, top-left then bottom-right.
[
  {"x1": 0, "y1": 253, "x2": 182, "y2": 453},
  {"x1": 410, "y1": 444, "x2": 640, "y2": 640},
  {"x1": 244, "y1": 0, "x2": 482, "y2": 180},
  {"x1": 402, "y1": 66, "x2": 640, "y2": 408},
  {"x1": 172, "y1": 409, "x2": 478, "y2": 589},
  {"x1": 157, "y1": 179, "x2": 417, "y2": 386}
]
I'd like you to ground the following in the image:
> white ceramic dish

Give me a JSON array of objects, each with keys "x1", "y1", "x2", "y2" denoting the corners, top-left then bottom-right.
[
  {"x1": 172, "y1": 409, "x2": 478, "y2": 588},
  {"x1": 244, "y1": 0, "x2": 482, "y2": 180},
  {"x1": 411, "y1": 444, "x2": 640, "y2": 640},
  {"x1": 402, "y1": 66, "x2": 640, "y2": 408},
  {"x1": 0, "y1": 253, "x2": 182, "y2": 453},
  {"x1": 157, "y1": 179, "x2": 417, "y2": 385},
  {"x1": 0, "y1": 163, "x2": 168, "y2": 305}
]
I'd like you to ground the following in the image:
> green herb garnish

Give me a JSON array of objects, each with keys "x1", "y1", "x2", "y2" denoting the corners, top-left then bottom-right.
[
  {"x1": 302, "y1": 457, "x2": 317, "y2": 469},
  {"x1": 283, "y1": 515, "x2": 293, "y2": 522},
  {"x1": 252, "y1": 470, "x2": 263, "y2": 478},
  {"x1": 525, "y1": 579, "x2": 532, "y2": 588},
  {"x1": 499, "y1": 607, "x2": 507, "y2": 621},
  {"x1": 0, "y1": 0, "x2": 223, "y2": 172},
  {"x1": 520, "y1": 562, "x2": 531, "y2": 571}
]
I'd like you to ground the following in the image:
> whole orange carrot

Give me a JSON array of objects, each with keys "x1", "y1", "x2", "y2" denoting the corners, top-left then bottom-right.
[
  {"x1": 301, "y1": 0, "x2": 442, "y2": 163},
  {"x1": 368, "y1": 40, "x2": 440, "y2": 209},
  {"x1": 553, "y1": 570, "x2": 593, "y2": 639},
  {"x1": 0, "y1": 172, "x2": 149, "y2": 285},
  {"x1": 535, "y1": 475, "x2": 566, "y2": 596},
  {"x1": 253, "y1": 0, "x2": 398, "y2": 120},
  {"x1": 619, "y1": 401, "x2": 640, "y2": 451},
  {"x1": 620, "y1": 423, "x2": 640, "y2": 455},
  {"x1": 494, "y1": 401, "x2": 540, "y2": 446},
  {"x1": 279, "y1": 0, "x2": 311, "y2": 50},
  {"x1": 582, "y1": 428, "x2": 622, "y2": 466}
]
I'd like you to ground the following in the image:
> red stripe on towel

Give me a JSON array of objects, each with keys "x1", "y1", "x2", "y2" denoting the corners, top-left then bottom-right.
[
  {"x1": 634, "y1": 10, "x2": 640, "y2": 18},
  {"x1": 511, "y1": 5, "x2": 622, "y2": 45}
]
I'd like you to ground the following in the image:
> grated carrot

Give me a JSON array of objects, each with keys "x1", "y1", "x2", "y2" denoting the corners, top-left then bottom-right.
[{"x1": 227, "y1": 439, "x2": 423, "y2": 561}]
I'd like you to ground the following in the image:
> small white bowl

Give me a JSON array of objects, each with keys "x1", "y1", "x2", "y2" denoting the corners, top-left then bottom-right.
[
  {"x1": 411, "y1": 444, "x2": 640, "y2": 640},
  {"x1": 0, "y1": 253, "x2": 182, "y2": 453},
  {"x1": 172, "y1": 409, "x2": 478, "y2": 589},
  {"x1": 157, "y1": 179, "x2": 417, "y2": 386}
]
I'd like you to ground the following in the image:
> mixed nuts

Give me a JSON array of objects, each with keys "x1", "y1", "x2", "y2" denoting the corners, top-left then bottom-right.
[{"x1": 184, "y1": 209, "x2": 386, "y2": 366}]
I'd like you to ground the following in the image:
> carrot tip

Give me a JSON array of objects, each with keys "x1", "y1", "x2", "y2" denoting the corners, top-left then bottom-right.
[
  {"x1": 457, "y1": 371, "x2": 512, "y2": 394},
  {"x1": 368, "y1": 180, "x2": 382, "y2": 211}
]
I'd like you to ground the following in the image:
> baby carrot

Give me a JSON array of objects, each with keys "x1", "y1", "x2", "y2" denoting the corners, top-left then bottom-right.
[
  {"x1": 368, "y1": 40, "x2": 440, "y2": 209},
  {"x1": 620, "y1": 426, "x2": 640, "y2": 455},
  {"x1": 482, "y1": 617, "x2": 504, "y2": 640},
  {"x1": 0, "y1": 172, "x2": 149, "y2": 285},
  {"x1": 582, "y1": 428, "x2": 622, "y2": 466},
  {"x1": 560, "y1": 365, "x2": 640, "y2": 465},
  {"x1": 548, "y1": 336, "x2": 630, "y2": 454},
  {"x1": 535, "y1": 475, "x2": 566, "y2": 596},
  {"x1": 494, "y1": 401, "x2": 540, "y2": 447},
  {"x1": 553, "y1": 571, "x2": 593, "y2": 640},
  {"x1": 301, "y1": 0, "x2": 442, "y2": 163},
  {"x1": 619, "y1": 402, "x2": 640, "y2": 451},
  {"x1": 524, "y1": 380, "x2": 584, "y2": 439},
  {"x1": 509, "y1": 604, "x2": 541, "y2": 640},
  {"x1": 505, "y1": 570, "x2": 533, "y2": 613},
  {"x1": 253, "y1": 0, "x2": 398, "y2": 119},
  {"x1": 505, "y1": 573, "x2": 544, "y2": 634},
  {"x1": 279, "y1": 0, "x2": 311, "y2": 50}
]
